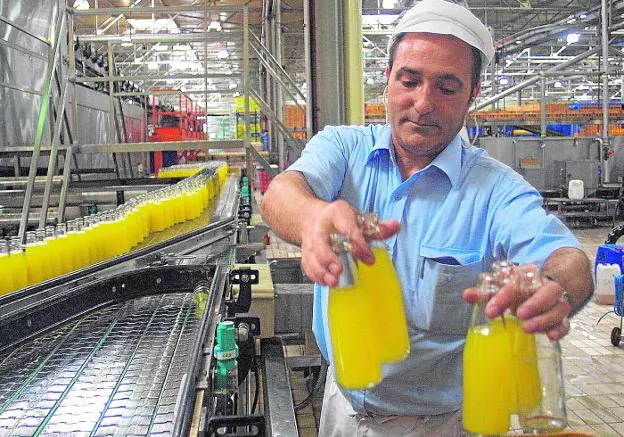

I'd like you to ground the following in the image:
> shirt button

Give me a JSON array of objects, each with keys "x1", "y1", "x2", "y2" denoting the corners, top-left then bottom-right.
[{"x1": 394, "y1": 194, "x2": 401, "y2": 201}]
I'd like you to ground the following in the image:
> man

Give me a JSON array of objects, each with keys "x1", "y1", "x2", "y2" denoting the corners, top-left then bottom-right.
[{"x1": 261, "y1": 0, "x2": 594, "y2": 435}]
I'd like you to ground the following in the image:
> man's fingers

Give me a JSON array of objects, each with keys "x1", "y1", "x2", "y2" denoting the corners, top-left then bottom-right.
[
  {"x1": 521, "y1": 300, "x2": 570, "y2": 334},
  {"x1": 546, "y1": 317, "x2": 570, "y2": 341}
]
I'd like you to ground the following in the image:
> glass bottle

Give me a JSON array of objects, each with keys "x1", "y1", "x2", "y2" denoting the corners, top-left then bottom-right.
[
  {"x1": 45, "y1": 226, "x2": 62, "y2": 278},
  {"x1": 327, "y1": 232, "x2": 382, "y2": 389},
  {"x1": 56, "y1": 222, "x2": 73, "y2": 273},
  {"x1": 516, "y1": 267, "x2": 567, "y2": 433},
  {"x1": 25, "y1": 230, "x2": 44, "y2": 285},
  {"x1": 8, "y1": 237, "x2": 28, "y2": 290},
  {"x1": 463, "y1": 272, "x2": 514, "y2": 436},
  {"x1": 35, "y1": 228, "x2": 52, "y2": 281},
  {"x1": 0, "y1": 239, "x2": 14, "y2": 295},
  {"x1": 356, "y1": 212, "x2": 410, "y2": 363}
]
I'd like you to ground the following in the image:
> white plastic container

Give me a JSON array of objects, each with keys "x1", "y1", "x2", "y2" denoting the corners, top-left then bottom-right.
[
  {"x1": 596, "y1": 263, "x2": 621, "y2": 305},
  {"x1": 568, "y1": 179, "x2": 585, "y2": 200}
]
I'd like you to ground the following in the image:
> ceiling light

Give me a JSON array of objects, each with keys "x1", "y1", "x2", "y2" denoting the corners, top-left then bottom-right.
[
  {"x1": 366, "y1": 77, "x2": 375, "y2": 85},
  {"x1": 382, "y1": 0, "x2": 396, "y2": 9},
  {"x1": 554, "y1": 81, "x2": 563, "y2": 88},
  {"x1": 516, "y1": 40, "x2": 522, "y2": 44},
  {"x1": 579, "y1": 14, "x2": 587, "y2": 19},
  {"x1": 147, "y1": 62, "x2": 159, "y2": 70},
  {"x1": 499, "y1": 77, "x2": 509, "y2": 85},
  {"x1": 73, "y1": 0, "x2": 90, "y2": 10},
  {"x1": 154, "y1": 44, "x2": 169, "y2": 52},
  {"x1": 228, "y1": 81, "x2": 237, "y2": 89},
  {"x1": 217, "y1": 49, "x2": 230, "y2": 59},
  {"x1": 209, "y1": 20, "x2": 222, "y2": 32},
  {"x1": 566, "y1": 32, "x2": 580, "y2": 44}
]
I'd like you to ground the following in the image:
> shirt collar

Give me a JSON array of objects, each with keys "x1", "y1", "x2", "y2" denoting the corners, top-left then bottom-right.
[
  {"x1": 366, "y1": 126, "x2": 463, "y2": 187},
  {"x1": 428, "y1": 133, "x2": 463, "y2": 188}
]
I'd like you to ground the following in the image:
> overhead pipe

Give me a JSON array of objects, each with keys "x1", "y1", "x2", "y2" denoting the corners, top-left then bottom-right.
[
  {"x1": 601, "y1": 0, "x2": 611, "y2": 183},
  {"x1": 473, "y1": 45, "x2": 602, "y2": 112}
]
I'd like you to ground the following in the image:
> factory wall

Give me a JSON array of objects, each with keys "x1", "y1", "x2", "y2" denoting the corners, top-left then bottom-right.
[{"x1": 0, "y1": 0, "x2": 147, "y2": 179}]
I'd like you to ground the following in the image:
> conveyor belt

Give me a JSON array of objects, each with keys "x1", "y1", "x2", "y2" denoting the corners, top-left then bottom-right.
[
  {"x1": 0, "y1": 292, "x2": 202, "y2": 436},
  {"x1": 0, "y1": 174, "x2": 241, "y2": 436}
]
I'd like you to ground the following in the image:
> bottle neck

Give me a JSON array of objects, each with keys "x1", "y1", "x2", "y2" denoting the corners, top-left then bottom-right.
[{"x1": 336, "y1": 250, "x2": 356, "y2": 288}]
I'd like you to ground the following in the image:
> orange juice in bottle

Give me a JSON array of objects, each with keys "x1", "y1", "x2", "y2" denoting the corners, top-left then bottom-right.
[
  {"x1": 463, "y1": 272, "x2": 513, "y2": 436},
  {"x1": 357, "y1": 212, "x2": 409, "y2": 363},
  {"x1": 328, "y1": 233, "x2": 382, "y2": 390},
  {"x1": 44, "y1": 226, "x2": 62, "y2": 278},
  {"x1": 24, "y1": 231, "x2": 45, "y2": 285},
  {"x1": 8, "y1": 237, "x2": 28, "y2": 291},
  {"x1": 0, "y1": 240, "x2": 14, "y2": 295},
  {"x1": 55, "y1": 223, "x2": 73, "y2": 273},
  {"x1": 35, "y1": 228, "x2": 52, "y2": 281},
  {"x1": 67, "y1": 220, "x2": 87, "y2": 269}
]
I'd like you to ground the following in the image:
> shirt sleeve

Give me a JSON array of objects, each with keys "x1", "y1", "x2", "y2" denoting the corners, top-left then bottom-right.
[
  {"x1": 286, "y1": 126, "x2": 350, "y2": 202},
  {"x1": 489, "y1": 171, "x2": 580, "y2": 266}
]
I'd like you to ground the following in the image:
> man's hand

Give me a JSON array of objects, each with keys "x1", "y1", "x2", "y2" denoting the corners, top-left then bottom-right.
[
  {"x1": 463, "y1": 268, "x2": 572, "y2": 341},
  {"x1": 300, "y1": 200, "x2": 400, "y2": 287}
]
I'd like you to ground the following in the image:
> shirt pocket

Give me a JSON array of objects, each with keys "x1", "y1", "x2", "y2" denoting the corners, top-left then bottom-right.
[{"x1": 413, "y1": 245, "x2": 484, "y2": 336}]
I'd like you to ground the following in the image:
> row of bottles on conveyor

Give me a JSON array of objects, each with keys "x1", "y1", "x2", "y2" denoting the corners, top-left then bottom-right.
[
  {"x1": 463, "y1": 261, "x2": 567, "y2": 435},
  {"x1": 157, "y1": 162, "x2": 218, "y2": 179},
  {"x1": 0, "y1": 163, "x2": 229, "y2": 296}
]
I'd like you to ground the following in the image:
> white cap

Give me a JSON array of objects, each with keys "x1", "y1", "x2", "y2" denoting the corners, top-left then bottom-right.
[{"x1": 388, "y1": 0, "x2": 495, "y2": 76}]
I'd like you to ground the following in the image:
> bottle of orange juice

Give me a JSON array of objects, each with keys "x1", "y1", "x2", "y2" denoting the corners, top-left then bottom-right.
[
  {"x1": 45, "y1": 226, "x2": 62, "y2": 278},
  {"x1": 35, "y1": 228, "x2": 53, "y2": 281},
  {"x1": 55, "y1": 222, "x2": 73, "y2": 273},
  {"x1": 356, "y1": 212, "x2": 409, "y2": 363},
  {"x1": 515, "y1": 267, "x2": 567, "y2": 433},
  {"x1": 0, "y1": 240, "x2": 14, "y2": 295},
  {"x1": 328, "y1": 233, "x2": 382, "y2": 390},
  {"x1": 463, "y1": 272, "x2": 514, "y2": 436},
  {"x1": 8, "y1": 237, "x2": 28, "y2": 291},
  {"x1": 25, "y1": 231, "x2": 46, "y2": 286}
]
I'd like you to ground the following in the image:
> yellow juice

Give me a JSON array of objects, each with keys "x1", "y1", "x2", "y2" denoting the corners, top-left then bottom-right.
[
  {"x1": 148, "y1": 202, "x2": 163, "y2": 233},
  {"x1": 81, "y1": 229, "x2": 96, "y2": 266},
  {"x1": 172, "y1": 195, "x2": 184, "y2": 224},
  {"x1": 113, "y1": 219, "x2": 129, "y2": 255},
  {"x1": 358, "y1": 247, "x2": 410, "y2": 363},
  {"x1": 0, "y1": 254, "x2": 14, "y2": 295},
  {"x1": 328, "y1": 284, "x2": 382, "y2": 390},
  {"x1": 66, "y1": 232, "x2": 86, "y2": 269},
  {"x1": 8, "y1": 252, "x2": 28, "y2": 290},
  {"x1": 138, "y1": 206, "x2": 150, "y2": 240},
  {"x1": 25, "y1": 244, "x2": 46, "y2": 285},
  {"x1": 510, "y1": 320, "x2": 542, "y2": 413},
  {"x1": 463, "y1": 318, "x2": 513, "y2": 435},
  {"x1": 45, "y1": 239, "x2": 63, "y2": 278},
  {"x1": 55, "y1": 235, "x2": 71, "y2": 275}
]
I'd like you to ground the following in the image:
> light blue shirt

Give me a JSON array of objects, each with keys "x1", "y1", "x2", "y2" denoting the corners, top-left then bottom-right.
[{"x1": 287, "y1": 124, "x2": 579, "y2": 416}]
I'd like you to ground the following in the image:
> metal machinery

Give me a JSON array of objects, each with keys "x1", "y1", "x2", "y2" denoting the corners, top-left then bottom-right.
[
  {"x1": 148, "y1": 91, "x2": 206, "y2": 175},
  {"x1": 0, "y1": 172, "x2": 309, "y2": 437}
]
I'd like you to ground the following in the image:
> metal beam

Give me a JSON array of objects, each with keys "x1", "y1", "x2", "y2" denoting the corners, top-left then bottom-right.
[
  {"x1": 72, "y1": 73, "x2": 242, "y2": 83},
  {"x1": 75, "y1": 140, "x2": 245, "y2": 154},
  {"x1": 76, "y1": 32, "x2": 242, "y2": 43},
  {"x1": 70, "y1": 5, "x2": 259, "y2": 15},
  {"x1": 18, "y1": 5, "x2": 65, "y2": 242}
]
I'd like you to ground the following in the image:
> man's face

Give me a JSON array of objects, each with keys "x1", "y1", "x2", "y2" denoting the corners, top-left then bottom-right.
[{"x1": 385, "y1": 33, "x2": 478, "y2": 161}]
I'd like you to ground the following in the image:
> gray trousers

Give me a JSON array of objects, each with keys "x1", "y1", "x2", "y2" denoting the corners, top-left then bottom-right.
[{"x1": 318, "y1": 368, "x2": 466, "y2": 437}]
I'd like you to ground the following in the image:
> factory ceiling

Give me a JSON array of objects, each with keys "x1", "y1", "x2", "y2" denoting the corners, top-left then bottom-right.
[{"x1": 69, "y1": 0, "x2": 624, "y2": 108}]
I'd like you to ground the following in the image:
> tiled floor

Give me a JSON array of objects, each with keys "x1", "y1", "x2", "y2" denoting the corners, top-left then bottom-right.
[{"x1": 270, "y1": 218, "x2": 624, "y2": 436}]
